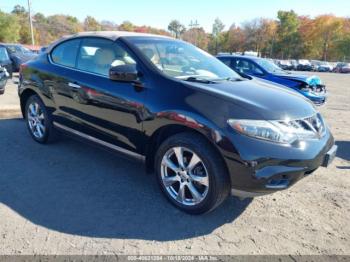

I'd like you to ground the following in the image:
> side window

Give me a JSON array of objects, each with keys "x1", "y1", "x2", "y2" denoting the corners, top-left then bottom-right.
[
  {"x1": 0, "y1": 47, "x2": 9, "y2": 60},
  {"x1": 233, "y1": 59, "x2": 249, "y2": 73},
  {"x1": 219, "y1": 57, "x2": 231, "y2": 67},
  {"x1": 51, "y1": 39, "x2": 81, "y2": 68},
  {"x1": 76, "y1": 38, "x2": 136, "y2": 76},
  {"x1": 234, "y1": 59, "x2": 263, "y2": 75}
]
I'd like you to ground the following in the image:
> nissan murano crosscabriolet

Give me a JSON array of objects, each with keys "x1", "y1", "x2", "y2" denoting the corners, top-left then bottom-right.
[{"x1": 19, "y1": 32, "x2": 337, "y2": 214}]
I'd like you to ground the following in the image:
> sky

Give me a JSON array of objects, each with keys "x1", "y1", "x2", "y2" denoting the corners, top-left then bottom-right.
[{"x1": 1, "y1": 0, "x2": 350, "y2": 32}]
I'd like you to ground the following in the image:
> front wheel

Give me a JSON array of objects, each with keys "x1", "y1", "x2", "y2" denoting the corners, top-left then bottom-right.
[{"x1": 155, "y1": 133, "x2": 230, "y2": 214}]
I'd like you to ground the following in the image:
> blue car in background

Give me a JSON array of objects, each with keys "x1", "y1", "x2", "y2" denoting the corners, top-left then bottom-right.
[{"x1": 217, "y1": 55, "x2": 326, "y2": 105}]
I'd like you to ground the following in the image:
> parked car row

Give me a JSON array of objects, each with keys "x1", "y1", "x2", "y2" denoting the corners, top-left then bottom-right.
[
  {"x1": 333, "y1": 62, "x2": 350, "y2": 73},
  {"x1": 18, "y1": 31, "x2": 337, "y2": 214},
  {"x1": 274, "y1": 58, "x2": 350, "y2": 73}
]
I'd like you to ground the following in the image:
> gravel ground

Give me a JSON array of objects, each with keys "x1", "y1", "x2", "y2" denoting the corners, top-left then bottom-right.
[{"x1": 0, "y1": 72, "x2": 349, "y2": 255}]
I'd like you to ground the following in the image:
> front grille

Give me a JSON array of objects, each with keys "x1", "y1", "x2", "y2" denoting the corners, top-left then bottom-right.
[{"x1": 278, "y1": 113, "x2": 326, "y2": 139}]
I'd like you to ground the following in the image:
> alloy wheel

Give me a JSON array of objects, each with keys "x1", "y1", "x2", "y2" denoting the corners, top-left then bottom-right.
[
  {"x1": 160, "y1": 147, "x2": 209, "y2": 206},
  {"x1": 27, "y1": 102, "x2": 46, "y2": 139}
]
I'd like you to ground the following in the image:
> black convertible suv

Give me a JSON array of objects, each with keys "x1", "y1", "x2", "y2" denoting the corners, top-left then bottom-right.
[{"x1": 19, "y1": 32, "x2": 337, "y2": 214}]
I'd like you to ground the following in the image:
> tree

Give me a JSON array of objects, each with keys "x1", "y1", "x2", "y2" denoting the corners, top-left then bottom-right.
[
  {"x1": 183, "y1": 27, "x2": 209, "y2": 50},
  {"x1": 11, "y1": 5, "x2": 26, "y2": 15},
  {"x1": 275, "y1": 10, "x2": 301, "y2": 59},
  {"x1": 0, "y1": 11, "x2": 20, "y2": 42},
  {"x1": 212, "y1": 18, "x2": 225, "y2": 54},
  {"x1": 84, "y1": 16, "x2": 101, "y2": 31},
  {"x1": 100, "y1": 20, "x2": 118, "y2": 31},
  {"x1": 168, "y1": 20, "x2": 186, "y2": 38},
  {"x1": 119, "y1": 21, "x2": 134, "y2": 31},
  {"x1": 310, "y1": 15, "x2": 344, "y2": 60},
  {"x1": 224, "y1": 24, "x2": 246, "y2": 53}
]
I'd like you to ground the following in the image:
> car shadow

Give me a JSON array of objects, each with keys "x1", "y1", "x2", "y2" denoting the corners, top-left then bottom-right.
[
  {"x1": 0, "y1": 118, "x2": 251, "y2": 241},
  {"x1": 335, "y1": 141, "x2": 350, "y2": 169}
]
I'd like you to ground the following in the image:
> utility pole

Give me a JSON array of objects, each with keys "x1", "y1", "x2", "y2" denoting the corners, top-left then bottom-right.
[
  {"x1": 188, "y1": 20, "x2": 199, "y2": 46},
  {"x1": 28, "y1": 0, "x2": 35, "y2": 45}
]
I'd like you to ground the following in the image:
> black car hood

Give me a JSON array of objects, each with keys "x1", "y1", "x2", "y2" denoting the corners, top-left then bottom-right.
[{"x1": 187, "y1": 79, "x2": 316, "y2": 120}]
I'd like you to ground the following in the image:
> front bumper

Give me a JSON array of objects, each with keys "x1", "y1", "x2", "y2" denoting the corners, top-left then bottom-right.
[{"x1": 222, "y1": 128, "x2": 336, "y2": 196}]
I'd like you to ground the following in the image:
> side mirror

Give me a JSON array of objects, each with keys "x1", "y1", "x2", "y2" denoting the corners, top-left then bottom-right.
[
  {"x1": 109, "y1": 64, "x2": 138, "y2": 82},
  {"x1": 235, "y1": 70, "x2": 252, "y2": 79}
]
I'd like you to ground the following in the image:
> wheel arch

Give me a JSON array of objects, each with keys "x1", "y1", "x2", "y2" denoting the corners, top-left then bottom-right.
[
  {"x1": 144, "y1": 116, "x2": 233, "y2": 183},
  {"x1": 19, "y1": 88, "x2": 39, "y2": 118}
]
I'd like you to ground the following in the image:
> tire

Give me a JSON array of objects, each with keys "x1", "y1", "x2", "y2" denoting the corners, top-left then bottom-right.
[
  {"x1": 25, "y1": 94, "x2": 59, "y2": 144},
  {"x1": 155, "y1": 132, "x2": 230, "y2": 214}
]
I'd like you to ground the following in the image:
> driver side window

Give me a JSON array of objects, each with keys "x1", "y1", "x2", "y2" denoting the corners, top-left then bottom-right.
[
  {"x1": 76, "y1": 38, "x2": 136, "y2": 76},
  {"x1": 234, "y1": 59, "x2": 263, "y2": 75}
]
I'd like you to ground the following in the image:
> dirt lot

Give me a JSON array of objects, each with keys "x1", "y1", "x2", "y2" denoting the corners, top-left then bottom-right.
[{"x1": 0, "y1": 72, "x2": 349, "y2": 255}]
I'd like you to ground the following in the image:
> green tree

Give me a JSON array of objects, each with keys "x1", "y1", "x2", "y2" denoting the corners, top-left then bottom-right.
[
  {"x1": 10, "y1": 5, "x2": 33, "y2": 44},
  {"x1": 212, "y1": 18, "x2": 225, "y2": 54},
  {"x1": 275, "y1": 10, "x2": 301, "y2": 58},
  {"x1": 168, "y1": 20, "x2": 186, "y2": 38},
  {"x1": 0, "y1": 10, "x2": 20, "y2": 42},
  {"x1": 11, "y1": 5, "x2": 26, "y2": 15}
]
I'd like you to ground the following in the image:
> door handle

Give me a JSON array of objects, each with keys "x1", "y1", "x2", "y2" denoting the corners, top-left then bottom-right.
[
  {"x1": 133, "y1": 81, "x2": 144, "y2": 92},
  {"x1": 68, "y1": 82, "x2": 81, "y2": 89}
]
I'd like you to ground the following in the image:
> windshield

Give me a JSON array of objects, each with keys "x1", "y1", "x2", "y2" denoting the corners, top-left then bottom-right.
[
  {"x1": 128, "y1": 38, "x2": 241, "y2": 81},
  {"x1": 255, "y1": 59, "x2": 285, "y2": 74},
  {"x1": 0, "y1": 47, "x2": 9, "y2": 61}
]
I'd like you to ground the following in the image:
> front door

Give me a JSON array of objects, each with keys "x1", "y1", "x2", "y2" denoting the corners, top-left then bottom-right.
[{"x1": 51, "y1": 37, "x2": 148, "y2": 155}]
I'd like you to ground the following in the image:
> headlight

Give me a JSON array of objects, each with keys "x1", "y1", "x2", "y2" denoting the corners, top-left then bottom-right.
[{"x1": 228, "y1": 117, "x2": 323, "y2": 144}]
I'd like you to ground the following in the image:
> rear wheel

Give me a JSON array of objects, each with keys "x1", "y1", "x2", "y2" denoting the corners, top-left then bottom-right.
[
  {"x1": 25, "y1": 95, "x2": 58, "y2": 144},
  {"x1": 155, "y1": 132, "x2": 230, "y2": 214}
]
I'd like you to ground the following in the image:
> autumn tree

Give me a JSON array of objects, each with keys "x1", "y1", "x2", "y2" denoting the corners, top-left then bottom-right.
[
  {"x1": 84, "y1": 16, "x2": 101, "y2": 31},
  {"x1": 310, "y1": 15, "x2": 344, "y2": 60},
  {"x1": 119, "y1": 21, "x2": 134, "y2": 31},
  {"x1": 183, "y1": 27, "x2": 209, "y2": 50},
  {"x1": 100, "y1": 20, "x2": 118, "y2": 31}
]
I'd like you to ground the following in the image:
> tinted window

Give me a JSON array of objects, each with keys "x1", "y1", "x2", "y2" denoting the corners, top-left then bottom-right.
[
  {"x1": 255, "y1": 59, "x2": 284, "y2": 74},
  {"x1": 76, "y1": 38, "x2": 136, "y2": 76},
  {"x1": 218, "y1": 57, "x2": 232, "y2": 67},
  {"x1": 51, "y1": 39, "x2": 81, "y2": 68}
]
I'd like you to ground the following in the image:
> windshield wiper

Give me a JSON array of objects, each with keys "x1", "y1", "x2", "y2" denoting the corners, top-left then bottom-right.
[
  {"x1": 183, "y1": 76, "x2": 216, "y2": 84},
  {"x1": 213, "y1": 77, "x2": 244, "y2": 82}
]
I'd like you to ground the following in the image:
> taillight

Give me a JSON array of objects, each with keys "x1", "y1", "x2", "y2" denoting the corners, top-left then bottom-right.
[{"x1": 19, "y1": 63, "x2": 28, "y2": 74}]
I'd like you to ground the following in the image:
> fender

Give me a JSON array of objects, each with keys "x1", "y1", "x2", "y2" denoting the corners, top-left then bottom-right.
[{"x1": 143, "y1": 109, "x2": 241, "y2": 174}]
